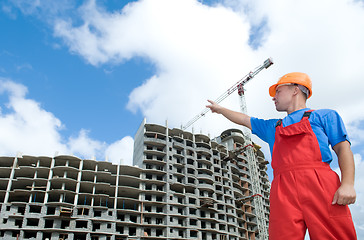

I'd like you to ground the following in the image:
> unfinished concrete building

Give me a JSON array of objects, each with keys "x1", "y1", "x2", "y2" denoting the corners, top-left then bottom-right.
[{"x1": 0, "y1": 120, "x2": 270, "y2": 240}]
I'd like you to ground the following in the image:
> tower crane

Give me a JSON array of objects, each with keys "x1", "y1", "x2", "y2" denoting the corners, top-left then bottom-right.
[
  {"x1": 182, "y1": 58, "x2": 273, "y2": 240},
  {"x1": 181, "y1": 58, "x2": 273, "y2": 130}
]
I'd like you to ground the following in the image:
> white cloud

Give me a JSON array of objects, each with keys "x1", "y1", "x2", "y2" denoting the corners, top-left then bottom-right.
[
  {"x1": 68, "y1": 129, "x2": 106, "y2": 159},
  {"x1": 52, "y1": 0, "x2": 262, "y2": 137},
  {"x1": 0, "y1": 78, "x2": 133, "y2": 165},
  {"x1": 105, "y1": 136, "x2": 134, "y2": 165},
  {"x1": 0, "y1": 78, "x2": 68, "y2": 156},
  {"x1": 50, "y1": 0, "x2": 364, "y2": 132}
]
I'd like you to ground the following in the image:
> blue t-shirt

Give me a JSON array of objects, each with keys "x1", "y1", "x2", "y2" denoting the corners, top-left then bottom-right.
[{"x1": 251, "y1": 108, "x2": 350, "y2": 164}]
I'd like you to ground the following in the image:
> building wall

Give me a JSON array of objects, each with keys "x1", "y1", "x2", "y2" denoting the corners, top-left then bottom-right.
[
  {"x1": 0, "y1": 122, "x2": 270, "y2": 240},
  {"x1": 132, "y1": 122, "x2": 270, "y2": 239}
]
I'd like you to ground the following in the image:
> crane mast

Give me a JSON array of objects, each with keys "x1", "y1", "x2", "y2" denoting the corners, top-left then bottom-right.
[{"x1": 182, "y1": 58, "x2": 273, "y2": 131}]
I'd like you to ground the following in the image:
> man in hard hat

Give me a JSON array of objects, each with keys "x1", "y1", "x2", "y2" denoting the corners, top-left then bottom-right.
[{"x1": 207, "y1": 72, "x2": 357, "y2": 239}]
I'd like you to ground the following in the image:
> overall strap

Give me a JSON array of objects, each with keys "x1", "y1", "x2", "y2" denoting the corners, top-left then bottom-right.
[
  {"x1": 275, "y1": 119, "x2": 282, "y2": 128},
  {"x1": 301, "y1": 110, "x2": 314, "y2": 119},
  {"x1": 275, "y1": 110, "x2": 314, "y2": 128}
]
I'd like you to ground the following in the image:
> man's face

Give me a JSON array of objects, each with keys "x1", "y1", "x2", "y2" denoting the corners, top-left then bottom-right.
[{"x1": 272, "y1": 84, "x2": 296, "y2": 112}]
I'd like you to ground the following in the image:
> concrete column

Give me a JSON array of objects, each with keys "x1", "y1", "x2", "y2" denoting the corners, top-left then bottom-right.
[
  {"x1": 74, "y1": 158, "x2": 83, "y2": 206},
  {"x1": 4, "y1": 156, "x2": 18, "y2": 203},
  {"x1": 45, "y1": 157, "x2": 55, "y2": 203}
]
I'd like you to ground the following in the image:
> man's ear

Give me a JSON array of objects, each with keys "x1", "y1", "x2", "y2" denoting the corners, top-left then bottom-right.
[{"x1": 292, "y1": 85, "x2": 300, "y2": 96}]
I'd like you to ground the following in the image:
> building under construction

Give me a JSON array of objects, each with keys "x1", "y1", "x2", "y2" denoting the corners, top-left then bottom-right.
[{"x1": 0, "y1": 120, "x2": 270, "y2": 240}]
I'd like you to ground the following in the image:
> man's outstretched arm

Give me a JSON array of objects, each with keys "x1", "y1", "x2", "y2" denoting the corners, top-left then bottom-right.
[{"x1": 206, "y1": 100, "x2": 252, "y2": 130}]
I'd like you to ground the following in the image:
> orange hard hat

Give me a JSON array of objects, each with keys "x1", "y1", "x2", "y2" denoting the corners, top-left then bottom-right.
[{"x1": 269, "y1": 72, "x2": 312, "y2": 98}]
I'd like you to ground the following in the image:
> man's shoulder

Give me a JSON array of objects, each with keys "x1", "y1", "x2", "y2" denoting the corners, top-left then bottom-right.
[
  {"x1": 309, "y1": 109, "x2": 344, "y2": 130},
  {"x1": 311, "y1": 109, "x2": 340, "y2": 118}
]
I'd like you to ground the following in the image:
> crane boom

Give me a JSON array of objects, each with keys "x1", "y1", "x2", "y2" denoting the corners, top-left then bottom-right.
[{"x1": 182, "y1": 58, "x2": 273, "y2": 130}]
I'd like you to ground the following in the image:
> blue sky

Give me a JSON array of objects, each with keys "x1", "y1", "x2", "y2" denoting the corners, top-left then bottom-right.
[
  {"x1": 1, "y1": 0, "x2": 364, "y2": 237},
  {"x1": 0, "y1": 2, "x2": 149, "y2": 143}
]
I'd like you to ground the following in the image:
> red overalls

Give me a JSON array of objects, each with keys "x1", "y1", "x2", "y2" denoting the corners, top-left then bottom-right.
[{"x1": 269, "y1": 111, "x2": 357, "y2": 240}]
